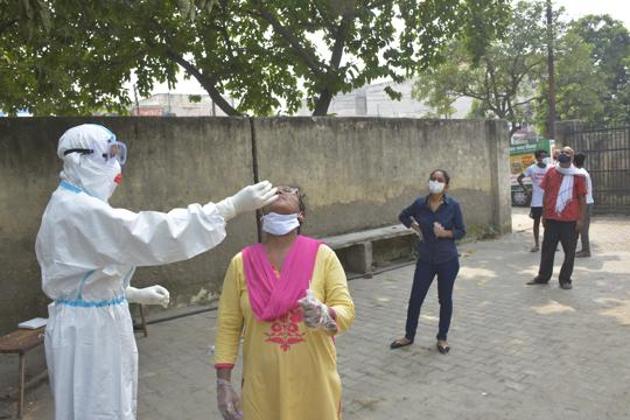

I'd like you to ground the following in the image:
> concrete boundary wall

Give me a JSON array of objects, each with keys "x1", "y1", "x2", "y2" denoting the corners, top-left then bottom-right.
[
  {"x1": 254, "y1": 118, "x2": 511, "y2": 236},
  {"x1": 0, "y1": 117, "x2": 510, "y2": 333}
]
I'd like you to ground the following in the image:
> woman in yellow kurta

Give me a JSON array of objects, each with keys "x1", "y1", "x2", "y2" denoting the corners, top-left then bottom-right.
[{"x1": 214, "y1": 186, "x2": 355, "y2": 420}]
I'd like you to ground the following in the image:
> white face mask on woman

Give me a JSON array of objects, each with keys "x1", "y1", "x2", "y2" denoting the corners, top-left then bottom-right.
[
  {"x1": 261, "y1": 212, "x2": 300, "y2": 236},
  {"x1": 428, "y1": 180, "x2": 445, "y2": 194}
]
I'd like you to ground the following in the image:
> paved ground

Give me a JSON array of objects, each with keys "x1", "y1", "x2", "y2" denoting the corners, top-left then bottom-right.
[{"x1": 2, "y1": 208, "x2": 630, "y2": 419}]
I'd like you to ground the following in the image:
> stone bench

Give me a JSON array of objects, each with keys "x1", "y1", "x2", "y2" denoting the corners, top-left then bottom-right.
[{"x1": 321, "y1": 224, "x2": 417, "y2": 278}]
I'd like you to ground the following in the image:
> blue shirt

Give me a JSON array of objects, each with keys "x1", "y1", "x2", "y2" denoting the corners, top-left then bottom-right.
[{"x1": 399, "y1": 194, "x2": 466, "y2": 264}]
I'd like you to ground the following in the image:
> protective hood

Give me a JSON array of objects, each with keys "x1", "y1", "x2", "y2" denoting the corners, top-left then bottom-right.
[{"x1": 57, "y1": 124, "x2": 122, "y2": 202}]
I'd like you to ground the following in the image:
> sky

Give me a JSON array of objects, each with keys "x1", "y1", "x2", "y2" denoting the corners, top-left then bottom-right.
[
  {"x1": 555, "y1": 0, "x2": 630, "y2": 28},
  {"x1": 133, "y1": 0, "x2": 630, "y2": 98}
]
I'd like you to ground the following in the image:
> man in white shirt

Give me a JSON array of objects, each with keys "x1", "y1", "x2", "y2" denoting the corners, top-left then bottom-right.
[
  {"x1": 517, "y1": 149, "x2": 551, "y2": 252},
  {"x1": 574, "y1": 152, "x2": 594, "y2": 257}
]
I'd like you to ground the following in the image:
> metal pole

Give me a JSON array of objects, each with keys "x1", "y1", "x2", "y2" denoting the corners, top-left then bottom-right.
[
  {"x1": 546, "y1": 0, "x2": 557, "y2": 140},
  {"x1": 133, "y1": 84, "x2": 141, "y2": 116}
]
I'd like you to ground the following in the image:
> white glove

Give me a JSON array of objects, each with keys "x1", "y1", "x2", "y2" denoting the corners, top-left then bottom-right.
[
  {"x1": 298, "y1": 289, "x2": 337, "y2": 333},
  {"x1": 216, "y1": 181, "x2": 278, "y2": 221},
  {"x1": 125, "y1": 285, "x2": 170, "y2": 308}
]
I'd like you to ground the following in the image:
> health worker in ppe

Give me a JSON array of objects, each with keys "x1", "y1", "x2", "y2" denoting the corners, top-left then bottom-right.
[{"x1": 35, "y1": 123, "x2": 278, "y2": 420}]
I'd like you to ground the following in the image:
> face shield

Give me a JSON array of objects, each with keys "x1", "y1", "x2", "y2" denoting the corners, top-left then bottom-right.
[
  {"x1": 57, "y1": 124, "x2": 126, "y2": 202},
  {"x1": 62, "y1": 133, "x2": 127, "y2": 165}
]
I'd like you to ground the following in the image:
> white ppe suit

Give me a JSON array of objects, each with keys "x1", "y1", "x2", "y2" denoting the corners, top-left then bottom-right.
[{"x1": 36, "y1": 124, "x2": 274, "y2": 419}]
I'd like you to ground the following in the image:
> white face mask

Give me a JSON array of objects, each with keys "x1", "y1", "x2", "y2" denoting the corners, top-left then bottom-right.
[
  {"x1": 261, "y1": 212, "x2": 300, "y2": 236},
  {"x1": 428, "y1": 180, "x2": 445, "y2": 194},
  {"x1": 61, "y1": 154, "x2": 122, "y2": 202}
]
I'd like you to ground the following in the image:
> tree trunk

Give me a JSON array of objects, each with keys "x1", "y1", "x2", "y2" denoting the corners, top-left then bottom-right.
[
  {"x1": 164, "y1": 49, "x2": 241, "y2": 116},
  {"x1": 202, "y1": 85, "x2": 240, "y2": 116},
  {"x1": 313, "y1": 89, "x2": 333, "y2": 116},
  {"x1": 311, "y1": 16, "x2": 350, "y2": 117}
]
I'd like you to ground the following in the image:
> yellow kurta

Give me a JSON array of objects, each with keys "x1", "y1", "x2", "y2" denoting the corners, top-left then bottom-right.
[{"x1": 214, "y1": 244, "x2": 355, "y2": 420}]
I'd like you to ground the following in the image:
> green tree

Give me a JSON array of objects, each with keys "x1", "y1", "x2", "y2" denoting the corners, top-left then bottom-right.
[
  {"x1": 412, "y1": 0, "x2": 549, "y2": 133},
  {"x1": 1, "y1": 0, "x2": 140, "y2": 115},
  {"x1": 534, "y1": 31, "x2": 607, "y2": 127},
  {"x1": 0, "y1": 0, "x2": 53, "y2": 115},
  {"x1": 0, "y1": 0, "x2": 50, "y2": 36},
  {"x1": 566, "y1": 15, "x2": 630, "y2": 124},
  {"x1": 569, "y1": 15, "x2": 629, "y2": 93},
  {"x1": 615, "y1": 56, "x2": 630, "y2": 121},
  {"x1": 534, "y1": 14, "x2": 630, "y2": 127},
  {"x1": 1, "y1": 0, "x2": 510, "y2": 116}
]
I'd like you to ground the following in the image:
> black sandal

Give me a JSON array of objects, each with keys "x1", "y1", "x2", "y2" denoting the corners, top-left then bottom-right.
[
  {"x1": 390, "y1": 338, "x2": 413, "y2": 349},
  {"x1": 436, "y1": 342, "x2": 450, "y2": 354}
]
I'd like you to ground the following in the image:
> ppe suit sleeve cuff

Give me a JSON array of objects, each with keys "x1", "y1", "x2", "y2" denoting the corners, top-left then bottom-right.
[
  {"x1": 213, "y1": 198, "x2": 236, "y2": 222},
  {"x1": 125, "y1": 286, "x2": 139, "y2": 303}
]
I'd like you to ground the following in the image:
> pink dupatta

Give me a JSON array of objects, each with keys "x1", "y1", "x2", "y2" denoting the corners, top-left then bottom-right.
[{"x1": 242, "y1": 235, "x2": 322, "y2": 322}]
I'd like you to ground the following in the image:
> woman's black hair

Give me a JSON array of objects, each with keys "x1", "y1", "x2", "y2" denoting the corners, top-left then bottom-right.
[
  {"x1": 429, "y1": 169, "x2": 450, "y2": 185},
  {"x1": 296, "y1": 188, "x2": 306, "y2": 216},
  {"x1": 294, "y1": 186, "x2": 306, "y2": 233},
  {"x1": 275, "y1": 186, "x2": 307, "y2": 234}
]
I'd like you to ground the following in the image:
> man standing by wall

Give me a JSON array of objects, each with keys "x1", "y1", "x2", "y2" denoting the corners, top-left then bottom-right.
[
  {"x1": 574, "y1": 152, "x2": 594, "y2": 258},
  {"x1": 517, "y1": 149, "x2": 550, "y2": 252},
  {"x1": 527, "y1": 147, "x2": 587, "y2": 290}
]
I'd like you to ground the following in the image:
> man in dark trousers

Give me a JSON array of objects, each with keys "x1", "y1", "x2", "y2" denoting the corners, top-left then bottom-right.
[
  {"x1": 527, "y1": 146, "x2": 587, "y2": 290},
  {"x1": 574, "y1": 152, "x2": 594, "y2": 257}
]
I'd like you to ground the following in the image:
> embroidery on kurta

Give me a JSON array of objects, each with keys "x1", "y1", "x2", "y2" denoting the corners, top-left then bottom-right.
[{"x1": 264, "y1": 307, "x2": 305, "y2": 351}]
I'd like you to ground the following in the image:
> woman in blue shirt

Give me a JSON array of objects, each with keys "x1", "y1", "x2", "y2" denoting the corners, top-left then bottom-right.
[{"x1": 390, "y1": 169, "x2": 465, "y2": 354}]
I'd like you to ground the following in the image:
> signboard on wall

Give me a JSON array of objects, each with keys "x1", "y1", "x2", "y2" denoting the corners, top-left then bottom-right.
[{"x1": 509, "y1": 138, "x2": 554, "y2": 206}]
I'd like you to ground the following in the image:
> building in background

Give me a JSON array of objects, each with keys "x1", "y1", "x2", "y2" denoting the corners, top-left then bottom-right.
[
  {"x1": 4, "y1": 81, "x2": 473, "y2": 118},
  {"x1": 0, "y1": 110, "x2": 31, "y2": 117},
  {"x1": 132, "y1": 93, "x2": 232, "y2": 117},
  {"x1": 295, "y1": 79, "x2": 473, "y2": 118}
]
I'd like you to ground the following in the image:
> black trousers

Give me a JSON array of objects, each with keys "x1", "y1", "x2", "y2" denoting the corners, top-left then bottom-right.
[
  {"x1": 577, "y1": 204, "x2": 593, "y2": 253},
  {"x1": 405, "y1": 257, "x2": 460, "y2": 342},
  {"x1": 537, "y1": 219, "x2": 578, "y2": 284}
]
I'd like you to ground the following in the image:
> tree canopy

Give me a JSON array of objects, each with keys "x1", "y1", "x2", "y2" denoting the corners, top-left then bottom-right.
[
  {"x1": 535, "y1": 14, "x2": 630, "y2": 127},
  {"x1": 566, "y1": 14, "x2": 630, "y2": 124},
  {"x1": 0, "y1": 0, "x2": 510, "y2": 116},
  {"x1": 413, "y1": 1, "x2": 630, "y2": 131},
  {"x1": 0, "y1": 0, "x2": 53, "y2": 114},
  {"x1": 413, "y1": 0, "x2": 551, "y2": 133}
]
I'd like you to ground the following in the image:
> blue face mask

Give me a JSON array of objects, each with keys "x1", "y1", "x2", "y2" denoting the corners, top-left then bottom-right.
[{"x1": 557, "y1": 154, "x2": 571, "y2": 164}]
